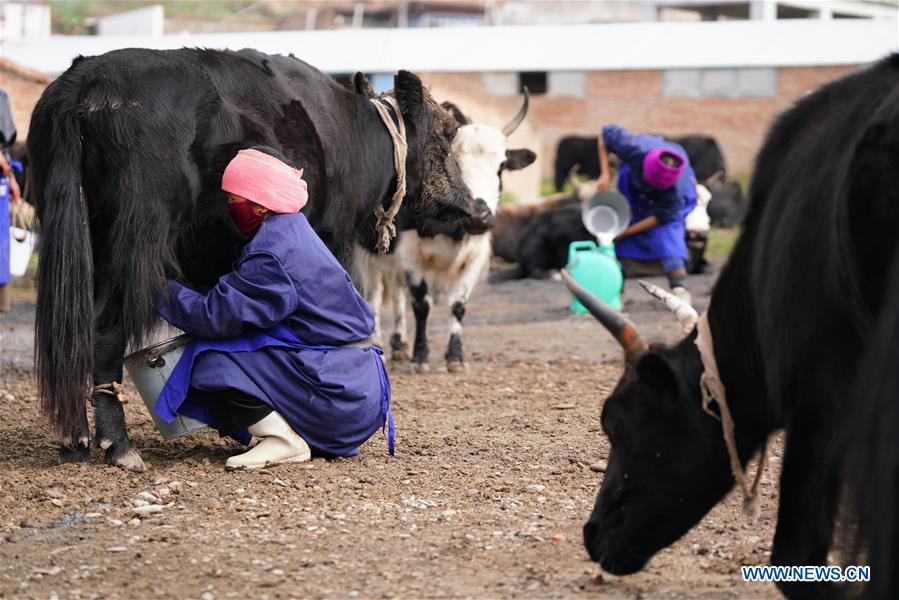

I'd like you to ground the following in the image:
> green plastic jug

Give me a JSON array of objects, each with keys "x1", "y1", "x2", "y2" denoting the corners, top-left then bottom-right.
[{"x1": 566, "y1": 240, "x2": 623, "y2": 313}]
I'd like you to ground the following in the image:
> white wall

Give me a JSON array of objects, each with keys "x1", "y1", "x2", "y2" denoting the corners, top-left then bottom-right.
[
  {"x1": 96, "y1": 5, "x2": 164, "y2": 37},
  {"x1": 4, "y1": 18, "x2": 897, "y2": 75},
  {"x1": 1, "y1": 2, "x2": 51, "y2": 41}
]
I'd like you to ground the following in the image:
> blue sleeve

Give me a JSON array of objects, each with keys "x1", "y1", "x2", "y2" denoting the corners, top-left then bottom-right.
[
  {"x1": 654, "y1": 188, "x2": 686, "y2": 224},
  {"x1": 601, "y1": 125, "x2": 644, "y2": 162},
  {"x1": 158, "y1": 251, "x2": 300, "y2": 338}
]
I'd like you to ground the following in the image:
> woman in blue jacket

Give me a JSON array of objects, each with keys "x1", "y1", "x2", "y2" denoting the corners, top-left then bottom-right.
[
  {"x1": 598, "y1": 125, "x2": 696, "y2": 303},
  {"x1": 0, "y1": 89, "x2": 22, "y2": 313},
  {"x1": 157, "y1": 147, "x2": 393, "y2": 470}
]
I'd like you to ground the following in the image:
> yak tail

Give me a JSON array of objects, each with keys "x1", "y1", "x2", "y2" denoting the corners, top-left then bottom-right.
[
  {"x1": 842, "y1": 248, "x2": 899, "y2": 599},
  {"x1": 30, "y1": 89, "x2": 94, "y2": 438}
]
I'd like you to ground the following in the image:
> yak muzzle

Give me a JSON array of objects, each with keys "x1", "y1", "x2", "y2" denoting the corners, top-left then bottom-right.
[
  {"x1": 583, "y1": 519, "x2": 650, "y2": 575},
  {"x1": 463, "y1": 198, "x2": 494, "y2": 234}
]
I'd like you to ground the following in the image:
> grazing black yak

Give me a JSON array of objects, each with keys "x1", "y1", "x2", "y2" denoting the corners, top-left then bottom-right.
[{"x1": 565, "y1": 54, "x2": 899, "y2": 599}]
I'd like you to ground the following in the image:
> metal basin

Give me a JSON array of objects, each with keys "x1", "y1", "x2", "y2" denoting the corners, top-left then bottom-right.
[{"x1": 123, "y1": 334, "x2": 206, "y2": 440}]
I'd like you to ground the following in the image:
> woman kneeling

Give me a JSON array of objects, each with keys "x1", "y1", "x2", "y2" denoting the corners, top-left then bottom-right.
[{"x1": 156, "y1": 147, "x2": 394, "y2": 469}]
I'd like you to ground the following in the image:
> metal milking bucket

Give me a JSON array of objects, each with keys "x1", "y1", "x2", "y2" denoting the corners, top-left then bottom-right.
[
  {"x1": 123, "y1": 334, "x2": 207, "y2": 440},
  {"x1": 581, "y1": 190, "x2": 631, "y2": 246}
]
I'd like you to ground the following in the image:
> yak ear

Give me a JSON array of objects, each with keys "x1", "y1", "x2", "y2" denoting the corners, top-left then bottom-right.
[
  {"x1": 635, "y1": 353, "x2": 679, "y2": 398},
  {"x1": 440, "y1": 101, "x2": 470, "y2": 125},
  {"x1": 394, "y1": 70, "x2": 425, "y2": 118},
  {"x1": 353, "y1": 72, "x2": 375, "y2": 98},
  {"x1": 504, "y1": 149, "x2": 537, "y2": 172}
]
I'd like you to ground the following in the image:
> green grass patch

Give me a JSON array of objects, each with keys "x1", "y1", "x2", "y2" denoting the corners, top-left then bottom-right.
[
  {"x1": 706, "y1": 227, "x2": 740, "y2": 261},
  {"x1": 49, "y1": 1, "x2": 264, "y2": 34},
  {"x1": 730, "y1": 173, "x2": 751, "y2": 195},
  {"x1": 540, "y1": 176, "x2": 588, "y2": 197},
  {"x1": 539, "y1": 179, "x2": 559, "y2": 196},
  {"x1": 500, "y1": 191, "x2": 519, "y2": 206}
]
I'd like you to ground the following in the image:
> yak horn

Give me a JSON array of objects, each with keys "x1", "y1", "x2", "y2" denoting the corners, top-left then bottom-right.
[
  {"x1": 638, "y1": 280, "x2": 699, "y2": 334},
  {"x1": 501, "y1": 87, "x2": 530, "y2": 137},
  {"x1": 705, "y1": 169, "x2": 725, "y2": 188},
  {"x1": 562, "y1": 269, "x2": 647, "y2": 362},
  {"x1": 567, "y1": 163, "x2": 581, "y2": 191}
]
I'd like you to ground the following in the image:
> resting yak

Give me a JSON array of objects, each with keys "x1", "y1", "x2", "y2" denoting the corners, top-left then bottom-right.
[
  {"x1": 492, "y1": 172, "x2": 711, "y2": 281},
  {"x1": 565, "y1": 55, "x2": 899, "y2": 599},
  {"x1": 28, "y1": 48, "x2": 481, "y2": 472}
]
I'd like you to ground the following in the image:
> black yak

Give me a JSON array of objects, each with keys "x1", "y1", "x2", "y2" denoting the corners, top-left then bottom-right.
[
  {"x1": 565, "y1": 55, "x2": 899, "y2": 599},
  {"x1": 28, "y1": 48, "x2": 480, "y2": 471}
]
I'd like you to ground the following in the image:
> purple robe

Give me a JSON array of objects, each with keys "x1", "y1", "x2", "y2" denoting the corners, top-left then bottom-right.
[
  {"x1": 156, "y1": 212, "x2": 393, "y2": 457},
  {"x1": 602, "y1": 126, "x2": 697, "y2": 262},
  {"x1": 0, "y1": 175, "x2": 10, "y2": 285}
]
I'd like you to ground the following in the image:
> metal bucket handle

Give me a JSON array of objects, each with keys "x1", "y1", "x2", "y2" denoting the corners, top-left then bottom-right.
[{"x1": 140, "y1": 334, "x2": 191, "y2": 369}]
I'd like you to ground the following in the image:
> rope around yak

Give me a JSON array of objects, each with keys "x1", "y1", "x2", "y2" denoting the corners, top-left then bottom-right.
[
  {"x1": 369, "y1": 96, "x2": 408, "y2": 255},
  {"x1": 92, "y1": 381, "x2": 125, "y2": 403},
  {"x1": 695, "y1": 311, "x2": 771, "y2": 520}
]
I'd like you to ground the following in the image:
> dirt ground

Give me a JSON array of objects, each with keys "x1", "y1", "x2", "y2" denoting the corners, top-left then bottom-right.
[{"x1": 0, "y1": 266, "x2": 782, "y2": 599}]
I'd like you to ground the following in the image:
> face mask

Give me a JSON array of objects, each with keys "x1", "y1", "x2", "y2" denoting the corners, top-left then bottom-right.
[{"x1": 227, "y1": 200, "x2": 266, "y2": 236}]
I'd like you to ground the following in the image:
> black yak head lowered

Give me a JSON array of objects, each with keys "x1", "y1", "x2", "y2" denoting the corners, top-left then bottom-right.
[{"x1": 562, "y1": 274, "x2": 736, "y2": 575}]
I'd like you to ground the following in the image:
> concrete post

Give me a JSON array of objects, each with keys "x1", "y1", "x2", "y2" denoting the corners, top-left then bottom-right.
[
  {"x1": 640, "y1": 2, "x2": 660, "y2": 21},
  {"x1": 750, "y1": 1, "x2": 778, "y2": 20}
]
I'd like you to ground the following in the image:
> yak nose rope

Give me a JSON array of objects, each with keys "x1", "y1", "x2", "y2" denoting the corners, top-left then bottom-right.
[
  {"x1": 695, "y1": 312, "x2": 772, "y2": 520},
  {"x1": 370, "y1": 96, "x2": 407, "y2": 255}
]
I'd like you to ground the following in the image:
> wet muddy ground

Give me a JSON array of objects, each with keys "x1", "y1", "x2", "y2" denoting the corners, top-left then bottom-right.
[{"x1": 0, "y1": 266, "x2": 780, "y2": 599}]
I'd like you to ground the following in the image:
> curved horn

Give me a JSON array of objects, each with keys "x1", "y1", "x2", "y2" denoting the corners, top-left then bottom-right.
[
  {"x1": 705, "y1": 169, "x2": 725, "y2": 188},
  {"x1": 638, "y1": 280, "x2": 699, "y2": 334},
  {"x1": 501, "y1": 87, "x2": 529, "y2": 137},
  {"x1": 567, "y1": 163, "x2": 581, "y2": 191},
  {"x1": 562, "y1": 269, "x2": 647, "y2": 362}
]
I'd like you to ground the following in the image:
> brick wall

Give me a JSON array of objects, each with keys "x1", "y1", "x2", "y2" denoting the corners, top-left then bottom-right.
[
  {"x1": 0, "y1": 60, "x2": 51, "y2": 142},
  {"x1": 0, "y1": 61, "x2": 856, "y2": 201},
  {"x1": 422, "y1": 65, "x2": 856, "y2": 196}
]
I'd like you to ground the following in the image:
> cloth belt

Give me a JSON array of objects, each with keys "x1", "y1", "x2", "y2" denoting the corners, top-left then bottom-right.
[{"x1": 371, "y1": 347, "x2": 396, "y2": 456}]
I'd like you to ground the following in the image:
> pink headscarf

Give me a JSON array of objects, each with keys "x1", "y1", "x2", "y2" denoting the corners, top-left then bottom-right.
[
  {"x1": 221, "y1": 149, "x2": 308, "y2": 213},
  {"x1": 642, "y1": 147, "x2": 686, "y2": 190}
]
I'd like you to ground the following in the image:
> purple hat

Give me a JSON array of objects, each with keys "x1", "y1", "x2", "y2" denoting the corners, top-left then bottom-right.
[{"x1": 642, "y1": 148, "x2": 686, "y2": 190}]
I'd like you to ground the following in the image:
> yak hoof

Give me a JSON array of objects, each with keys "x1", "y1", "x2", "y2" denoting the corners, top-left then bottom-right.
[
  {"x1": 392, "y1": 348, "x2": 411, "y2": 362},
  {"x1": 106, "y1": 445, "x2": 146, "y2": 473},
  {"x1": 58, "y1": 441, "x2": 91, "y2": 464},
  {"x1": 446, "y1": 360, "x2": 466, "y2": 374},
  {"x1": 390, "y1": 335, "x2": 410, "y2": 362},
  {"x1": 411, "y1": 362, "x2": 430, "y2": 374},
  {"x1": 59, "y1": 416, "x2": 91, "y2": 464}
]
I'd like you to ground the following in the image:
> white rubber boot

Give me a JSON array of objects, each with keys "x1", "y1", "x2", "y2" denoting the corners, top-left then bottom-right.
[
  {"x1": 225, "y1": 411, "x2": 311, "y2": 471},
  {"x1": 671, "y1": 286, "x2": 693, "y2": 307}
]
